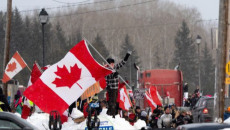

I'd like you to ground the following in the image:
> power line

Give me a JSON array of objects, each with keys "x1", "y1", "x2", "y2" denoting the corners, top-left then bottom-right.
[
  {"x1": 18, "y1": 0, "x2": 117, "y2": 13},
  {"x1": 50, "y1": 0, "x2": 157, "y2": 18},
  {"x1": 64, "y1": 19, "x2": 218, "y2": 32},
  {"x1": 51, "y1": 0, "x2": 91, "y2": 4}
]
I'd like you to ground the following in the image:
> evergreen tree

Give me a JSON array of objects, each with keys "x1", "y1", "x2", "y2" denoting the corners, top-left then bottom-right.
[
  {"x1": 201, "y1": 42, "x2": 215, "y2": 95},
  {"x1": 0, "y1": 11, "x2": 6, "y2": 78},
  {"x1": 67, "y1": 28, "x2": 82, "y2": 47},
  {"x1": 76, "y1": 28, "x2": 82, "y2": 44},
  {"x1": 11, "y1": 8, "x2": 25, "y2": 55},
  {"x1": 10, "y1": 8, "x2": 29, "y2": 85},
  {"x1": 154, "y1": 45, "x2": 161, "y2": 68},
  {"x1": 171, "y1": 20, "x2": 198, "y2": 89},
  {"x1": 89, "y1": 34, "x2": 110, "y2": 64},
  {"x1": 30, "y1": 16, "x2": 42, "y2": 66},
  {"x1": 52, "y1": 21, "x2": 67, "y2": 63},
  {"x1": 119, "y1": 34, "x2": 140, "y2": 88}
]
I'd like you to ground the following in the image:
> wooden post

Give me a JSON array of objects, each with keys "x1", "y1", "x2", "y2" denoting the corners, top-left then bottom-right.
[
  {"x1": 3, "y1": 0, "x2": 12, "y2": 98},
  {"x1": 214, "y1": 0, "x2": 229, "y2": 121}
]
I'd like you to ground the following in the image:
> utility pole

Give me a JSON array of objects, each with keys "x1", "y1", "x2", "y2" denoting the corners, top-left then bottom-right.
[
  {"x1": 214, "y1": 0, "x2": 229, "y2": 122},
  {"x1": 3, "y1": 0, "x2": 12, "y2": 97}
]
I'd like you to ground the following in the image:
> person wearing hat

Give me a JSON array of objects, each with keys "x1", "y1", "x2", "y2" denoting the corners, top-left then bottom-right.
[
  {"x1": 170, "y1": 104, "x2": 178, "y2": 119},
  {"x1": 224, "y1": 106, "x2": 230, "y2": 121},
  {"x1": 157, "y1": 106, "x2": 172, "y2": 128},
  {"x1": 153, "y1": 105, "x2": 163, "y2": 116},
  {"x1": 135, "y1": 106, "x2": 141, "y2": 120},
  {"x1": 176, "y1": 109, "x2": 193, "y2": 126},
  {"x1": 128, "y1": 107, "x2": 136, "y2": 126},
  {"x1": 105, "y1": 51, "x2": 132, "y2": 117}
]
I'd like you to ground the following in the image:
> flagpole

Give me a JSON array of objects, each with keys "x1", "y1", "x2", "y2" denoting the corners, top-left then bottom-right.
[
  {"x1": 84, "y1": 38, "x2": 132, "y2": 90},
  {"x1": 26, "y1": 65, "x2": 32, "y2": 72}
]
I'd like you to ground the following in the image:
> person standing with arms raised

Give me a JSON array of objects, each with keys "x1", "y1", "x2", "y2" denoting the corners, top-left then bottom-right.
[{"x1": 105, "y1": 51, "x2": 131, "y2": 118}]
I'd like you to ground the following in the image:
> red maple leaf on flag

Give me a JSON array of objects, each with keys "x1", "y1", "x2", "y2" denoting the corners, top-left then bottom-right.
[
  {"x1": 6, "y1": 62, "x2": 17, "y2": 72},
  {"x1": 52, "y1": 64, "x2": 82, "y2": 89}
]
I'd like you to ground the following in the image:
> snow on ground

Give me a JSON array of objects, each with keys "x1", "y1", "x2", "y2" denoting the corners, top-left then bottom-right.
[
  {"x1": 25, "y1": 108, "x2": 146, "y2": 130},
  {"x1": 224, "y1": 117, "x2": 230, "y2": 123}
]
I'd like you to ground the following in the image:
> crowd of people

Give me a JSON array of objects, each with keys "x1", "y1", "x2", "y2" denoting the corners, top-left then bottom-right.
[
  {"x1": 183, "y1": 85, "x2": 201, "y2": 109},
  {"x1": 77, "y1": 93, "x2": 194, "y2": 129},
  {"x1": 0, "y1": 87, "x2": 24, "y2": 114}
]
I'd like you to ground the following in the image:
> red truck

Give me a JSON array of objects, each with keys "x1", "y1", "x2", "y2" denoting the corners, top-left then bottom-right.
[{"x1": 138, "y1": 69, "x2": 183, "y2": 108}]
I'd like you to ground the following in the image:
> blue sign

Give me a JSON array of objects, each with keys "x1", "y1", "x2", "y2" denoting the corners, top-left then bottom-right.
[
  {"x1": 85, "y1": 126, "x2": 114, "y2": 130},
  {"x1": 90, "y1": 103, "x2": 99, "y2": 108},
  {"x1": 83, "y1": 115, "x2": 115, "y2": 130}
]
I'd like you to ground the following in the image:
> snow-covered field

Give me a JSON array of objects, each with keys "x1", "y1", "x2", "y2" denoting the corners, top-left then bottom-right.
[{"x1": 19, "y1": 108, "x2": 145, "y2": 130}]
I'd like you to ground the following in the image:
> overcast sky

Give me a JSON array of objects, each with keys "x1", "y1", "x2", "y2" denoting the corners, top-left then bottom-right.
[{"x1": 1, "y1": 0, "x2": 219, "y2": 20}]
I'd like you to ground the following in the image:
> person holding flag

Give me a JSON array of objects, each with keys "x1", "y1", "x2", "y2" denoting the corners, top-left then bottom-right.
[
  {"x1": 105, "y1": 51, "x2": 131, "y2": 117},
  {"x1": 21, "y1": 62, "x2": 42, "y2": 119},
  {"x1": 23, "y1": 40, "x2": 113, "y2": 115}
]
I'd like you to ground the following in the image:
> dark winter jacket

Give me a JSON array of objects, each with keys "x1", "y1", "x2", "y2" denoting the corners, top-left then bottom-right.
[
  {"x1": 0, "y1": 88, "x2": 11, "y2": 112},
  {"x1": 105, "y1": 60, "x2": 126, "y2": 89},
  {"x1": 184, "y1": 99, "x2": 191, "y2": 107},
  {"x1": 150, "y1": 114, "x2": 159, "y2": 128},
  {"x1": 171, "y1": 109, "x2": 176, "y2": 119},
  {"x1": 176, "y1": 114, "x2": 193, "y2": 126},
  {"x1": 184, "y1": 84, "x2": 188, "y2": 92},
  {"x1": 224, "y1": 111, "x2": 230, "y2": 120},
  {"x1": 194, "y1": 89, "x2": 199, "y2": 94},
  {"x1": 153, "y1": 108, "x2": 163, "y2": 116},
  {"x1": 191, "y1": 97, "x2": 197, "y2": 107}
]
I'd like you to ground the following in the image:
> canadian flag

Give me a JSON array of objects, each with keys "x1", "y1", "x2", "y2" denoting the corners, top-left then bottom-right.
[
  {"x1": 2, "y1": 51, "x2": 27, "y2": 83},
  {"x1": 145, "y1": 91, "x2": 157, "y2": 111},
  {"x1": 149, "y1": 86, "x2": 162, "y2": 106},
  {"x1": 24, "y1": 40, "x2": 113, "y2": 114},
  {"x1": 21, "y1": 62, "x2": 42, "y2": 119},
  {"x1": 119, "y1": 86, "x2": 132, "y2": 111}
]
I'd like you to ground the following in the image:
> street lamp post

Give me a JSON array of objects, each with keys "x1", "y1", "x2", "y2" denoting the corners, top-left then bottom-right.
[
  {"x1": 196, "y1": 35, "x2": 202, "y2": 94},
  {"x1": 39, "y1": 8, "x2": 49, "y2": 67},
  {"x1": 134, "y1": 63, "x2": 140, "y2": 89}
]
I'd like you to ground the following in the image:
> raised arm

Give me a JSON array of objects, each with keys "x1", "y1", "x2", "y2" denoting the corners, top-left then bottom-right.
[{"x1": 114, "y1": 51, "x2": 132, "y2": 70}]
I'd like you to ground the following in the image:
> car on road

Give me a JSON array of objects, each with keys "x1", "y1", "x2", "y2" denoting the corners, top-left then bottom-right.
[
  {"x1": 0, "y1": 112, "x2": 38, "y2": 130},
  {"x1": 176, "y1": 123, "x2": 230, "y2": 130},
  {"x1": 192, "y1": 97, "x2": 230, "y2": 123}
]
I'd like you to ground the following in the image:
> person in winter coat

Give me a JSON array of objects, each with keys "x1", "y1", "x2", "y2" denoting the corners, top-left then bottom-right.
[
  {"x1": 176, "y1": 110, "x2": 193, "y2": 126},
  {"x1": 190, "y1": 94, "x2": 196, "y2": 108},
  {"x1": 224, "y1": 106, "x2": 230, "y2": 121},
  {"x1": 128, "y1": 108, "x2": 136, "y2": 126},
  {"x1": 153, "y1": 105, "x2": 163, "y2": 116},
  {"x1": 135, "y1": 106, "x2": 142, "y2": 120},
  {"x1": 140, "y1": 111, "x2": 148, "y2": 125},
  {"x1": 105, "y1": 51, "x2": 131, "y2": 117},
  {"x1": 83, "y1": 94, "x2": 102, "y2": 118},
  {"x1": 0, "y1": 88, "x2": 11, "y2": 112},
  {"x1": 194, "y1": 86, "x2": 199, "y2": 94},
  {"x1": 150, "y1": 112, "x2": 161, "y2": 128},
  {"x1": 170, "y1": 104, "x2": 178, "y2": 119},
  {"x1": 14, "y1": 90, "x2": 23, "y2": 114},
  {"x1": 157, "y1": 106, "x2": 172, "y2": 128},
  {"x1": 122, "y1": 110, "x2": 129, "y2": 121}
]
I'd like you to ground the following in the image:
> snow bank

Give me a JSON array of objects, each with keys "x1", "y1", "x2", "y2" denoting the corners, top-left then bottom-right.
[
  {"x1": 25, "y1": 110, "x2": 145, "y2": 130},
  {"x1": 224, "y1": 117, "x2": 230, "y2": 123},
  {"x1": 70, "y1": 108, "x2": 83, "y2": 118},
  {"x1": 134, "y1": 119, "x2": 147, "y2": 130}
]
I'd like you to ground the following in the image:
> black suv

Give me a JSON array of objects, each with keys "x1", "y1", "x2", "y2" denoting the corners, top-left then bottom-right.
[{"x1": 192, "y1": 97, "x2": 230, "y2": 123}]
